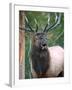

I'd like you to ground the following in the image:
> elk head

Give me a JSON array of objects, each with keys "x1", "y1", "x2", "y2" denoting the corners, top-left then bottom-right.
[{"x1": 31, "y1": 32, "x2": 48, "y2": 51}]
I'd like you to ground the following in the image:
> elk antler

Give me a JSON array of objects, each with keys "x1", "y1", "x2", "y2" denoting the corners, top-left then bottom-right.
[
  {"x1": 34, "y1": 18, "x2": 38, "y2": 32},
  {"x1": 44, "y1": 13, "x2": 61, "y2": 32},
  {"x1": 25, "y1": 16, "x2": 34, "y2": 32},
  {"x1": 19, "y1": 16, "x2": 38, "y2": 32}
]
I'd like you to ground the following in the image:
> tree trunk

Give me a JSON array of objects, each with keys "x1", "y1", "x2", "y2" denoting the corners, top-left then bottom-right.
[{"x1": 19, "y1": 11, "x2": 25, "y2": 79}]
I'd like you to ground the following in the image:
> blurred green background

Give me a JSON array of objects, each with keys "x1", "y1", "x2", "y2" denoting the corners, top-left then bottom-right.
[{"x1": 25, "y1": 11, "x2": 64, "y2": 79}]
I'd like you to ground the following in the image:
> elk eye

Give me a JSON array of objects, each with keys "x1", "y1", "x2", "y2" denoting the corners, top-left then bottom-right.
[
  {"x1": 45, "y1": 38, "x2": 48, "y2": 40},
  {"x1": 40, "y1": 37, "x2": 43, "y2": 39}
]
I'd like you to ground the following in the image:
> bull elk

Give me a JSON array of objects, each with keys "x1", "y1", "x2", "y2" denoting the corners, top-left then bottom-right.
[{"x1": 21, "y1": 13, "x2": 64, "y2": 78}]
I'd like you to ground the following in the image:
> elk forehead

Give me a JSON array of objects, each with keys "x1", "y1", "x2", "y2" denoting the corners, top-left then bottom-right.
[{"x1": 35, "y1": 32, "x2": 47, "y2": 39}]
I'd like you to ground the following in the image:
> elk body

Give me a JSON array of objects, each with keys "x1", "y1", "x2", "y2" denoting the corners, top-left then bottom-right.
[
  {"x1": 24, "y1": 13, "x2": 64, "y2": 78},
  {"x1": 30, "y1": 33, "x2": 64, "y2": 78}
]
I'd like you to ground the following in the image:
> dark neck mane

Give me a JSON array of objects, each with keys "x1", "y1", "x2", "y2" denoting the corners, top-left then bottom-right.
[{"x1": 31, "y1": 45, "x2": 50, "y2": 78}]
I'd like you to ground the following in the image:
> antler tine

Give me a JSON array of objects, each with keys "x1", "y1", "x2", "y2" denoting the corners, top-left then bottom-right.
[
  {"x1": 48, "y1": 13, "x2": 50, "y2": 26},
  {"x1": 44, "y1": 13, "x2": 61, "y2": 32},
  {"x1": 25, "y1": 16, "x2": 34, "y2": 32},
  {"x1": 34, "y1": 18, "x2": 38, "y2": 32},
  {"x1": 44, "y1": 13, "x2": 50, "y2": 32},
  {"x1": 48, "y1": 13, "x2": 61, "y2": 30}
]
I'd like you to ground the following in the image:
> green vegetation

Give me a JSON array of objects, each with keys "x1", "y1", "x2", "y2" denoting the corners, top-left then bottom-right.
[{"x1": 25, "y1": 11, "x2": 64, "y2": 79}]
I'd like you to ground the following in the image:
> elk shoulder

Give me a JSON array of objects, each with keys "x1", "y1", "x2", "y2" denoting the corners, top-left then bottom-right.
[{"x1": 46, "y1": 46, "x2": 64, "y2": 77}]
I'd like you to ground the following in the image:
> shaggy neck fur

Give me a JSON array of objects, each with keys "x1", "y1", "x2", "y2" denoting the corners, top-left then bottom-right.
[{"x1": 31, "y1": 45, "x2": 50, "y2": 78}]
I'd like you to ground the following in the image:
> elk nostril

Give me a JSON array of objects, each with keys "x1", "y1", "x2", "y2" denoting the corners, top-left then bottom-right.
[{"x1": 42, "y1": 44, "x2": 46, "y2": 46}]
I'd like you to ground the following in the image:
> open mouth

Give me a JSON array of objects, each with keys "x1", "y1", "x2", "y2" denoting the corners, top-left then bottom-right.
[{"x1": 41, "y1": 44, "x2": 47, "y2": 50}]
